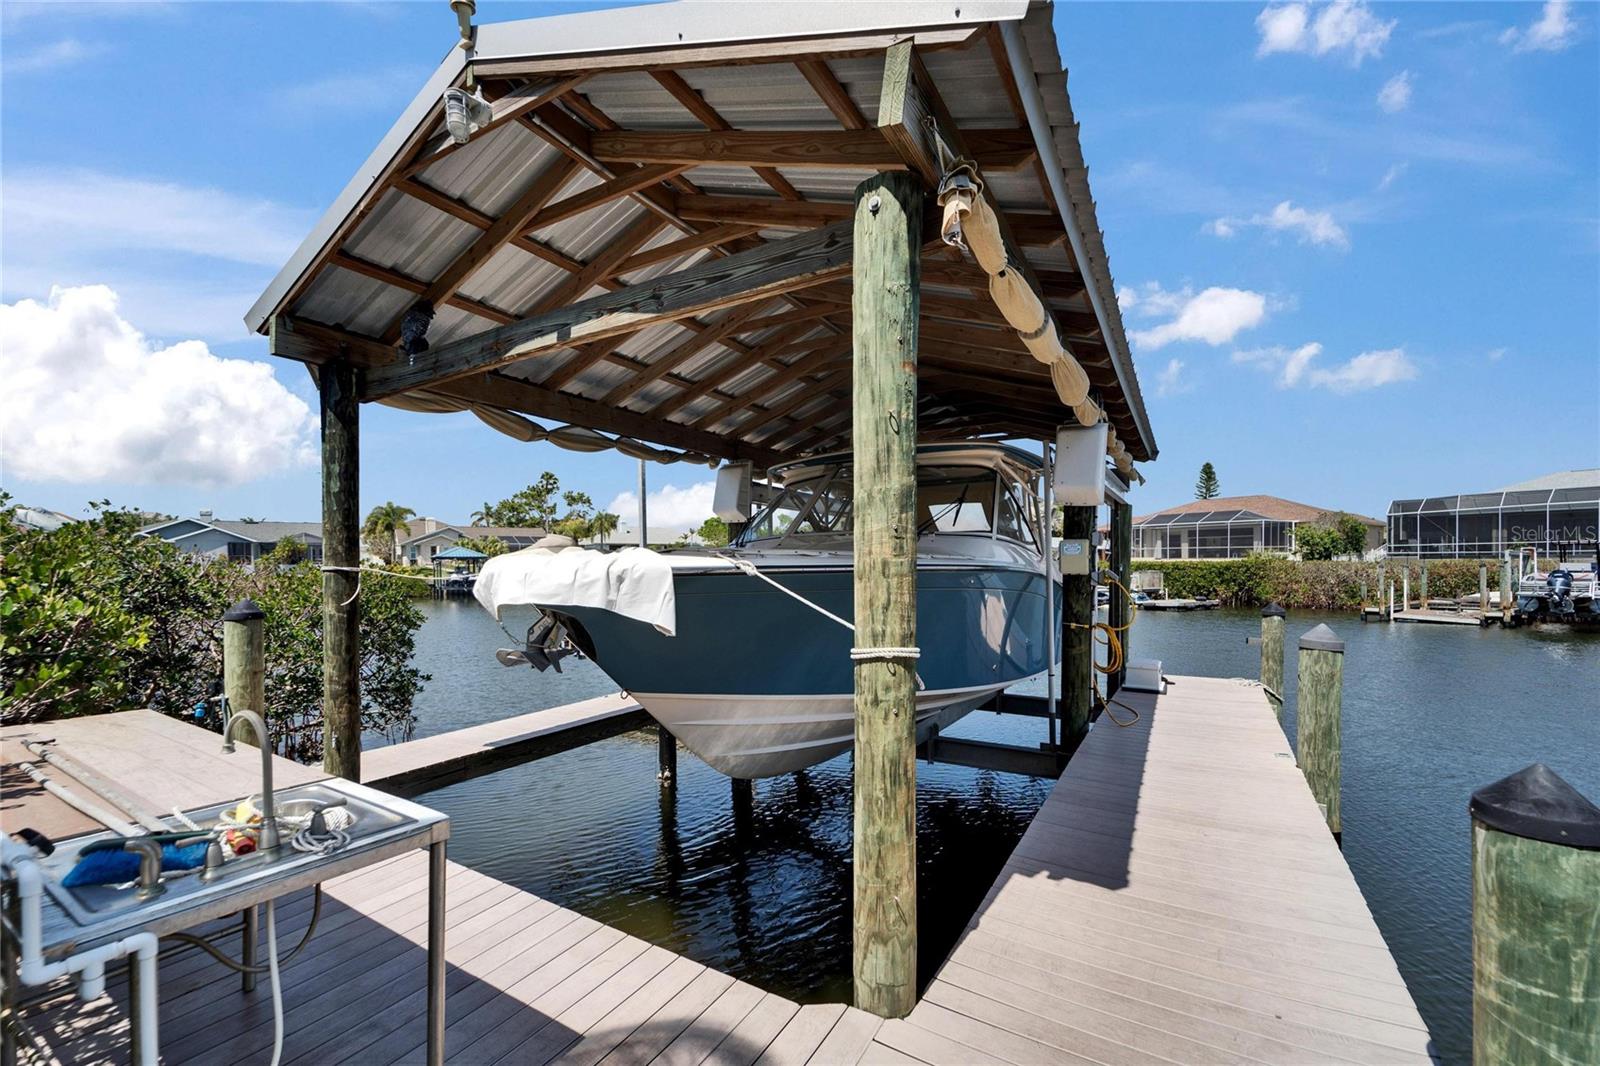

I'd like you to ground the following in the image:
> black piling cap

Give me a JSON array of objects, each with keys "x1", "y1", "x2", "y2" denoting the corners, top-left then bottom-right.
[
  {"x1": 1262, "y1": 602, "x2": 1287, "y2": 618},
  {"x1": 222, "y1": 598, "x2": 266, "y2": 623},
  {"x1": 1470, "y1": 764, "x2": 1600, "y2": 848},
  {"x1": 1298, "y1": 622, "x2": 1344, "y2": 653}
]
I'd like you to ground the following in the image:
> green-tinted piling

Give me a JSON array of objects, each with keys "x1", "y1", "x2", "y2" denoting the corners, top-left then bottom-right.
[
  {"x1": 1260, "y1": 603, "x2": 1286, "y2": 722},
  {"x1": 1296, "y1": 623, "x2": 1343, "y2": 839},
  {"x1": 1469, "y1": 764, "x2": 1600, "y2": 1065}
]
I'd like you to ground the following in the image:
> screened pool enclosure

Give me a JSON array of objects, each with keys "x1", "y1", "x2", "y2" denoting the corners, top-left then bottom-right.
[
  {"x1": 1132, "y1": 509, "x2": 1297, "y2": 559},
  {"x1": 1387, "y1": 476, "x2": 1600, "y2": 558}
]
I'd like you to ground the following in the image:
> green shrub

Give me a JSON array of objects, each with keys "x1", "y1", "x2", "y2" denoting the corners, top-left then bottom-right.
[{"x1": 1130, "y1": 557, "x2": 1518, "y2": 610}]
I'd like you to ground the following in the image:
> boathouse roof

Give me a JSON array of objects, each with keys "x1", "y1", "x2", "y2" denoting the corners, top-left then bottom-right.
[{"x1": 248, "y1": 0, "x2": 1155, "y2": 472}]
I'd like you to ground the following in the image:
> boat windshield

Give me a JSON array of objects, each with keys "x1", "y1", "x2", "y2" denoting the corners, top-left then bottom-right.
[{"x1": 734, "y1": 464, "x2": 1037, "y2": 549}]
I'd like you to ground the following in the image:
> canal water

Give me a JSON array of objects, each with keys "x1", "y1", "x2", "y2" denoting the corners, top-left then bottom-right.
[{"x1": 396, "y1": 598, "x2": 1597, "y2": 1063}]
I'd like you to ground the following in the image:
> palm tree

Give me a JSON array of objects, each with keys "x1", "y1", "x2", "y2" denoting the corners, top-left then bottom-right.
[
  {"x1": 589, "y1": 511, "x2": 620, "y2": 546},
  {"x1": 470, "y1": 502, "x2": 495, "y2": 526},
  {"x1": 362, "y1": 502, "x2": 416, "y2": 564}
]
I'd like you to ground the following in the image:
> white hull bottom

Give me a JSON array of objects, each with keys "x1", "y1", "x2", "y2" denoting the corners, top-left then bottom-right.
[{"x1": 634, "y1": 682, "x2": 1016, "y2": 779}]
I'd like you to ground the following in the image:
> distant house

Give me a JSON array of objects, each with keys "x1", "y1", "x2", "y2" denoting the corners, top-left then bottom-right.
[
  {"x1": 1132, "y1": 495, "x2": 1384, "y2": 560},
  {"x1": 400, "y1": 522, "x2": 547, "y2": 564},
  {"x1": 141, "y1": 511, "x2": 322, "y2": 562},
  {"x1": 582, "y1": 523, "x2": 704, "y2": 550},
  {"x1": 1387, "y1": 469, "x2": 1599, "y2": 558},
  {"x1": 11, "y1": 505, "x2": 78, "y2": 532}
]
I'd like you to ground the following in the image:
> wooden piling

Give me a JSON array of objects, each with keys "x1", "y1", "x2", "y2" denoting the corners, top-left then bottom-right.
[
  {"x1": 1296, "y1": 624, "x2": 1343, "y2": 839},
  {"x1": 222, "y1": 599, "x2": 267, "y2": 745},
  {"x1": 1387, "y1": 580, "x2": 1395, "y2": 620},
  {"x1": 1479, "y1": 564, "x2": 1490, "y2": 623},
  {"x1": 1469, "y1": 764, "x2": 1600, "y2": 1065},
  {"x1": 1419, "y1": 562, "x2": 1429, "y2": 608},
  {"x1": 1402, "y1": 568, "x2": 1411, "y2": 613},
  {"x1": 1501, "y1": 561, "x2": 1514, "y2": 625},
  {"x1": 849, "y1": 167, "x2": 921, "y2": 1019},
  {"x1": 1108, "y1": 500, "x2": 1133, "y2": 697},
  {"x1": 1260, "y1": 603, "x2": 1286, "y2": 722},
  {"x1": 320, "y1": 359, "x2": 362, "y2": 781},
  {"x1": 657, "y1": 725, "x2": 677, "y2": 786},
  {"x1": 1376, "y1": 563, "x2": 1386, "y2": 612},
  {"x1": 1061, "y1": 505, "x2": 1096, "y2": 743},
  {"x1": 1359, "y1": 576, "x2": 1368, "y2": 611}
]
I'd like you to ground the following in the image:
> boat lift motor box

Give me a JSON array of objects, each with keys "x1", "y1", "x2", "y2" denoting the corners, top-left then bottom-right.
[
  {"x1": 713, "y1": 461, "x2": 753, "y2": 522},
  {"x1": 1054, "y1": 423, "x2": 1109, "y2": 507},
  {"x1": 1124, "y1": 658, "x2": 1166, "y2": 694}
]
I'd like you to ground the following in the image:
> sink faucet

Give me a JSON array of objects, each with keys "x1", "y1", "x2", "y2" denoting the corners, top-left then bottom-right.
[{"x1": 222, "y1": 710, "x2": 279, "y2": 852}]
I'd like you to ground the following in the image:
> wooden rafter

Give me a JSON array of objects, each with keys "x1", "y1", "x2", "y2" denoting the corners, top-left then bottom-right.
[
  {"x1": 363, "y1": 219, "x2": 855, "y2": 401},
  {"x1": 528, "y1": 213, "x2": 669, "y2": 317},
  {"x1": 397, "y1": 178, "x2": 496, "y2": 229},
  {"x1": 589, "y1": 128, "x2": 1035, "y2": 171},
  {"x1": 524, "y1": 164, "x2": 690, "y2": 231},
  {"x1": 688, "y1": 342, "x2": 849, "y2": 431},
  {"x1": 381, "y1": 156, "x2": 583, "y2": 342},
  {"x1": 598, "y1": 299, "x2": 777, "y2": 407},
  {"x1": 795, "y1": 59, "x2": 868, "y2": 130},
  {"x1": 612, "y1": 224, "x2": 759, "y2": 276},
  {"x1": 398, "y1": 75, "x2": 586, "y2": 181},
  {"x1": 739, "y1": 367, "x2": 850, "y2": 441},
  {"x1": 649, "y1": 70, "x2": 802, "y2": 200},
  {"x1": 328, "y1": 251, "x2": 515, "y2": 325}
]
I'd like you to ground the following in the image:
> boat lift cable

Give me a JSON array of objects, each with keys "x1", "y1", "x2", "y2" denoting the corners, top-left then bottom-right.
[{"x1": 713, "y1": 552, "x2": 923, "y2": 678}]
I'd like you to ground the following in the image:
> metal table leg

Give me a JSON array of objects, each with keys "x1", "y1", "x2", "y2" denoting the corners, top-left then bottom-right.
[
  {"x1": 241, "y1": 904, "x2": 257, "y2": 993},
  {"x1": 427, "y1": 841, "x2": 446, "y2": 1066}
]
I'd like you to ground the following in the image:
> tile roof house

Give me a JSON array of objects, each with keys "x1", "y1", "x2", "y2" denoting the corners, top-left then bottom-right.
[{"x1": 1132, "y1": 495, "x2": 1384, "y2": 560}]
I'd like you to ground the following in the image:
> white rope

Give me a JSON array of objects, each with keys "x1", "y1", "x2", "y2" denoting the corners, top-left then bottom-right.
[
  {"x1": 850, "y1": 647, "x2": 921, "y2": 661},
  {"x1": 714, "y1": 553, "x2": 855, "y2": 632},
  {"x1": 319, "y1": 564, "x2": 435, "y2": 607}
]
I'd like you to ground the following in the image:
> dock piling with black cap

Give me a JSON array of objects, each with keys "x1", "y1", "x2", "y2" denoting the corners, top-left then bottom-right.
[
  {"x1": 1296, "y1": 623, "x2": 1344, "y2": 839},
  {"x1": 1260, "y1": 603, "x2": 1286, "y2": 722},
  {"x1": 222, "y1": 599, "x2": 267, "y2": 731},
  {"x1": 1469, "y1": 764, "x2": 1600, "y2": 1065}
]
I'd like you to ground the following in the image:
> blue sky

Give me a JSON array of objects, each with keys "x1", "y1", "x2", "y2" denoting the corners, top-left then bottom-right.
[{"x1": 3, "y1": 1, "x2": 1595, "y2": 529}]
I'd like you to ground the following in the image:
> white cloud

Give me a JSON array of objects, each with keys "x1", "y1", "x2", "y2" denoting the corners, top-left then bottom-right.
[
  {"x1": 270, "y1": 66, "x2": 430, "y2": 121},
  {"x1": 1, "y1": 37, "x2": 109, "y2": 75},
  {"x1": 606, "y1": 481, "x2": 715, "y2": 533},
  {"x1": 1233, "y1": 342, "x2": 1418, "y2": 392},
  {"x1": 1500, "y1": 0, "x2": 1578, "y2": 52},
  {"x1": 1487, "y1": 347, "x2": 1508, "y2": 362},
  {"x1": 1377, "y1": 70, "x2": 1413, "y2": 113},
  {"x1": 1377, "y1": 162, "x2": 1409, "y2": 190},
  {"x1": 1256, "y1": 1, "x2": 1395, "y2": 65},
  {"x1": 1155, "y1": 358, "x2": 1193, "y2": 398},
  {"x1": 1208, "y1": 200, "x2": 1349, "y2": 249},
  {"x1": 0, "y1": 286, "x2": 315, "y2": 486},
  {"x1": 1129, "y1": 287, "x2": 1269, "y2": 350},
  {"x1": 1, "y1": 168, "x2": 314, "y2": 341}
]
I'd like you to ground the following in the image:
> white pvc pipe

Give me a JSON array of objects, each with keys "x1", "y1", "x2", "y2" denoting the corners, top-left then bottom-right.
[{"x1": 3, "y1": 839, "x2": 160, "y2": 1063}]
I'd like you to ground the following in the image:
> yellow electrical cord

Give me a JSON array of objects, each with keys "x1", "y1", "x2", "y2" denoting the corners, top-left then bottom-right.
[{"x1": 1064, "y1": 575, "x2": 1142, "y2": 727}]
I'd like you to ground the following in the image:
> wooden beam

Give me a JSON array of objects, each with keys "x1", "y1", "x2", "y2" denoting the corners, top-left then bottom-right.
[
  {"x1": 647, "y1": 329, "x2": 839, "y2": 421},
  {"x1": 329, "y1": 252, "x2": 520, "y2": 326},
  {"x1": 396, "y1": 178, "x2": 495, "y2": 229},
  {"x1": 270, "y1": 316, "x2": 394, "y2": 369},
  {"x1": 796, "y1": 58, "x2": 868, "y2": 129},
  {"x1": 429, "y1": 371, "x2": 783, "y2": 467},
  {"x1": 598, "y1": 299, "x2": 779, "y2": 407},
  {"x1": 611, "y1": 224, "x2": 759, "y2": 276},
  {"x1": 687, "y1": 342, "x2": 850, "y2": 431},
  {"x1": 739, "y1": 367, "x2": 850, "y2": 441},
  {"x1": 363, "y1": 219, "x2": 855, "y2": 400},
  {"x1": 383, "y1": 156, "x2": 583, "y2": 342},
  {"x1": 650, "y1": 70, "x2": 802, "y2": 200},
  {"x1": 674, "y1": 193, "x2": 851, "y2": 230},
  {"x1": 528, "y1": 213, "x2": 668, "y2": 315},
  {"x1": 524, "y1": 164, "x2": 690, "y2": 231},
  {"x1": 590, "y1": 128, "x2": 1034, "y2": 171}
]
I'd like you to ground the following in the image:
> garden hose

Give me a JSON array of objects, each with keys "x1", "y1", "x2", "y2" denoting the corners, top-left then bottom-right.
[{"x1": 1069, "y1": 576, "x2": 1142, "y2": 728}]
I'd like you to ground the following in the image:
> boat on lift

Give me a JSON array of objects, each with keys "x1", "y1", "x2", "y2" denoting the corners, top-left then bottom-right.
[{"x1": 475, "y1": 443, "x2": 1061, "y2": 778}]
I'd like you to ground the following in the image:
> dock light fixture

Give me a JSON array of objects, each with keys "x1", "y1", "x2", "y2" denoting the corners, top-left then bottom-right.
[
  {"x1": 443, "y1": 86, "x2": 492, "y2": 145},
  {"x1": 399, "y1": 301, "x2": 435, "y2": 358}
]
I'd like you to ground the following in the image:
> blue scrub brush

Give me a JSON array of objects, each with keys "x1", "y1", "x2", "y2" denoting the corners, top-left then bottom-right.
[{"x1": 62, "y1": 836, "x2": 212, "y2": 887}]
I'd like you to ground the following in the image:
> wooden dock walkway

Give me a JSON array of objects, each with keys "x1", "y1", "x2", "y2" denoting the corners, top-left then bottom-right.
[
  {"x1": 8, "y1": 681, "x2": 1434, "y2": 1064},
  {"x1": 863, "y1": 675, "x2": 1436, "y2": 1065}
]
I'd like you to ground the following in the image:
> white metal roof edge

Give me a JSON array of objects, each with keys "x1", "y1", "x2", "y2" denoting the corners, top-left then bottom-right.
[
  {"x1": 472, "y1": 1, "x2": 1027, "y2": 62},
  {"x1": 245, "y1": 43, "x2": 469, "y2": 333},
  {"x1": 245, "y1": 1, "x2": 1025, "y2": 336}
]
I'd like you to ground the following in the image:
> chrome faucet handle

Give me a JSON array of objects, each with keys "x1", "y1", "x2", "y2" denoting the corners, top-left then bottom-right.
[{"x1": 123, "y1": 839, "x2": 165, "y2": 899}]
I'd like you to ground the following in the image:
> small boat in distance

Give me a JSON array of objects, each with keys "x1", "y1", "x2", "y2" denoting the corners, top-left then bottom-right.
[{"x1": 479, "y1": 443, "x2": 1061, "y2": 778}]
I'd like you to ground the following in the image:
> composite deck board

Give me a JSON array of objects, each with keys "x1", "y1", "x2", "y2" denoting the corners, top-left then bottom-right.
[
  {"x1": 893, "y1": 676, "x2": 1437, "y2": 1064},
  {"x1": 13, "y1": 677, "x2": 1431, "y2": 1065}
]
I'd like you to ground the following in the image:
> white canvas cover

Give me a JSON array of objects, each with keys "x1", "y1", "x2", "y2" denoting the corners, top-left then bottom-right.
[{"x1": 473, "y1": 545, "x2": 677, "y2": 635}]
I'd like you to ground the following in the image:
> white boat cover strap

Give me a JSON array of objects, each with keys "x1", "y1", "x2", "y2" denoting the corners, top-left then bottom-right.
[{"x1": 473, "y1": 546, "x2": 677, "y2": 636}]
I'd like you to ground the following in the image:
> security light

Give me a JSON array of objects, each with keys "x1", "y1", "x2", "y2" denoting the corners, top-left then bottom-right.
[{"x1": 443, "y1": 87, "x2": 493, "y2": 145}]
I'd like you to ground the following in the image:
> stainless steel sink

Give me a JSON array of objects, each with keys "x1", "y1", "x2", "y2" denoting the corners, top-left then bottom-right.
[{"x1": 37, "y1": 781, "x2": 422, "y2": 927}]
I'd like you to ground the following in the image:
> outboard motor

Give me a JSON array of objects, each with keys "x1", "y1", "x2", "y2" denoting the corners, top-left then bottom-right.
[
  {"x1": 1546, "y1": 569, "x2": 1575, "y2": 617},
  {"x1": 494, "y1": 612, "x2": 576, "y2": 672}
]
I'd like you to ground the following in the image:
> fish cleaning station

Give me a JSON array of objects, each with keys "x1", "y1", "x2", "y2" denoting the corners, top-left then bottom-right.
[{"x1": 7, "y1": 2, "x2": 1523, "y2": 1063}]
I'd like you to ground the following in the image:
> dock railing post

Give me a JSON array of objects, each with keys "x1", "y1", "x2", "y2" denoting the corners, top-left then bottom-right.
[
  {"x1": 1402, "y1": 568, "x2": 1411, "y2": 614},
  {"x1": 1296, "y1": 624, "x2": 1343, "y2": 841},
  {"x1": 1260, "y1": 603, "x2": 1286, "y2": 722},
  {"x1": 1469, "y1": 764, "x2": 1600, "y2": 1065},
  {"x1": 849, "y1": 165, "x2": 920, "y2": 1019}
]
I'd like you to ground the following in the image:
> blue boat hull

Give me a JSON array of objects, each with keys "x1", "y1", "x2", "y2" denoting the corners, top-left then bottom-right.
[{"x1": 555, "y1": 563, "x2": 1059, "y2": 777}]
